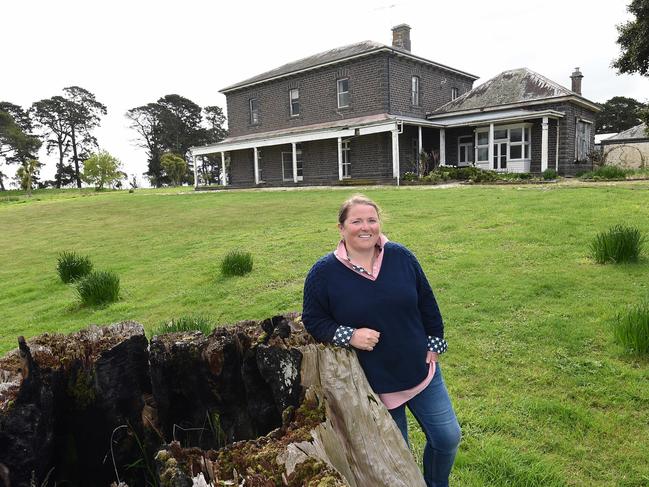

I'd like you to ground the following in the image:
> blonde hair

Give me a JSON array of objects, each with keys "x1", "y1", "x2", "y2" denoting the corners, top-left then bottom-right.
[{"x1": 338, "y1": 194, "x2": 382, "y2": 225}]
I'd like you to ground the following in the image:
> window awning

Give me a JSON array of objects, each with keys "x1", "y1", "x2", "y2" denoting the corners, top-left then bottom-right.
[{"x1": 428, "y1": 109, "x2": 564, "y2": 128}]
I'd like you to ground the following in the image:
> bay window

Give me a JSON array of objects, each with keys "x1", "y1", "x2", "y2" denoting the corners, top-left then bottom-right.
[{"x1": 475, "y1": 123, "x2": 532, "y2": 167}]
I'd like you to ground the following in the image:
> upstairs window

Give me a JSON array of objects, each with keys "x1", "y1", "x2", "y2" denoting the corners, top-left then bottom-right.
[
  {"x1": 575, "y1": 119, "x2": 592, "y2": 162},
  {"x1": 337, "y1": 78, "x2": 350, "y2": 108},
  {"x1": 289, "y1": 88, "x2": 300, "y2": 116},
  {"x1": 411, "y1": 76, "x2": 420, "y2": 106},
  {"x1": 249, "y1": 98, "x2": 259, "y2": 125},
  {"x1": 451, "y1": 87, "x2": 459, "y2": 100}
]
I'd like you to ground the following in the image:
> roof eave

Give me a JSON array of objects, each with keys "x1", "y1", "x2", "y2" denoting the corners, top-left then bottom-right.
[
  {"x1": 220, "y1": 46, "x2": 479, "y2": 94},
  {"x1": 427, "y1": 95, "x2": 601, "y2": 119}
]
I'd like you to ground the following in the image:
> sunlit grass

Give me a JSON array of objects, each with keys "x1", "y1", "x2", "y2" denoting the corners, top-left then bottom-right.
[{"x1": 2, "y1": 181, "x2": 649, "y2": 485}]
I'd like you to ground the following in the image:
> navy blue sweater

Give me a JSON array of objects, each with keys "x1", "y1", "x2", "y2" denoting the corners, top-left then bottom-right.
[{"x1": 302, "y1": 242, "x2": 444, "y2": 394}]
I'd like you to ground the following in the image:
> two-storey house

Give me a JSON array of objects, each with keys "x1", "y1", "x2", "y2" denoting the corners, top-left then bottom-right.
[{"x1": 191, "y1": 25, "x2": 599, "y2": 187}]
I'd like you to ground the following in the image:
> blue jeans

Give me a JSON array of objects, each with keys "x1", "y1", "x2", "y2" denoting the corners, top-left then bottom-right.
[{"x1": 388, "y1": 364, "x2": 461, "y2": 487}]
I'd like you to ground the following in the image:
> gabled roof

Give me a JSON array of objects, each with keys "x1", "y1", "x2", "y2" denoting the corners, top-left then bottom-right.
[
  {"x1": 220, "y1": 41, "x2": 478, "y2": 93},
  {"x1": 431, "y1": 68, "x2": 597, "y2": 114},
  {"x1": 604, "y1": 123, "x2": 648, "y2": 141}
]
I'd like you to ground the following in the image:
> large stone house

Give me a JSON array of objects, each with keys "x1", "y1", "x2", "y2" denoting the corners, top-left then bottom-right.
[{"x1": 190, "y1": 25, "x2": 600, "y2": 187}]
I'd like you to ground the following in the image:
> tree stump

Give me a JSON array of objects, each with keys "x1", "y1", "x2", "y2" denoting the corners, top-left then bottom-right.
[{"x1": 0, "y1": 314, "x2": 424, "y2": 487}]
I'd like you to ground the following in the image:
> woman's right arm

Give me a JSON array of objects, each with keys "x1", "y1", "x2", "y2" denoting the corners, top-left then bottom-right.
[
  {"x1": 302, "y1": 262, "x2": 380, "y2": 350},
  {"x1": 302, "y1": 262, "x2": 341, "y2": 344}
]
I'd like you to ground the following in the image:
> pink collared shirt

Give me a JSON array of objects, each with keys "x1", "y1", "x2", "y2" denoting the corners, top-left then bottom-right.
[{"x1": 333, "y1": 234, "x2": 436, "y2": 410}]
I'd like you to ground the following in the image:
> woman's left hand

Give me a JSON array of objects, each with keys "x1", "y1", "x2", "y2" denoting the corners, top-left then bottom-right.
[{"x1": 426, "y1": 351, "x2": 438, "y2": 364}]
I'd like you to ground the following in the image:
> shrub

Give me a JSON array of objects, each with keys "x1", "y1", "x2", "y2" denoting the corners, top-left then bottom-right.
[
  {"x1": 76, "y1": 271, "x2": 120, "y2": 306},
  {"x1": 402, "y1": 171, "x2": 417, "y2": 182},
  {"x1": 543, "y1": 169, "x2": 558, "y2": 180},
  {"x1": 421, "y1": 173, "x2": 441, "y2": 184},
  {"x1": 613, "y1": 302, "x2": 649, "y2": 356},
  {"x1": 469, "y1": 169, "x2": 499, "y2": 183},
  {"x1": 152, "y1": 315, "x2": 214, "y2": 336},
  {"x1": 221, "y1": 250, "x2": 253, "y2": 276},
  {"x1": 580, "y1": 165, "x2": 628, "y2": 180},
  {"x1": 590, "y1": 225, "x2": 645, "y2": 264},
  {"x1": 57, "y1": 251, "x2": 93, "y2": 283}
]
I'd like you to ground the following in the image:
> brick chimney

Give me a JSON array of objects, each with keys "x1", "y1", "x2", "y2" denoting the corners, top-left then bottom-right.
[
  {"x1": 570, "y1": 67, "x2": 583, "y2": 95},
  {"x1": 392, "y1": 24, "x2": 411, "y2": 52}
]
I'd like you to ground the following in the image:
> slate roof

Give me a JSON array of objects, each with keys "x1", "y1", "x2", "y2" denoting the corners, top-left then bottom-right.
[
  {"x1": 220, "y1": 40, "x2": 477, "y2": 93},
  {"x1": 604, "y1": 123, "x2": 649, "y2": 141},
  {"x1": 432, "y1": 68, "x2": 581, "y2": 114}
]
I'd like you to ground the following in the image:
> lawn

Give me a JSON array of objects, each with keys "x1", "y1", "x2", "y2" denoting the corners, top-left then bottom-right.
[{"x1": 1, "y1": 182, "x2": 648, "y2": 486}]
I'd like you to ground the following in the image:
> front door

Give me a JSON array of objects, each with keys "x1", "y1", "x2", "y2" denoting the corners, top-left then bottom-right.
[{"x1": 493, "y1": 141, "x2": 507, "y2": 170}]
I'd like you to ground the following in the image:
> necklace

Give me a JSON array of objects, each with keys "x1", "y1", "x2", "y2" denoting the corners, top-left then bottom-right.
[{"x1": 346, "y1": 248, "x2": 375, "y2": 276}]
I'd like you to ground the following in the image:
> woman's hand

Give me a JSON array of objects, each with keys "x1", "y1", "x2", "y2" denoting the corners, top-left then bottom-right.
[
  {"x1": 350, "y1": 328, "x2": 380, "y2": 351},
  {"x1": 426, "y1": 351, "x2": 438, "y2": 364}
]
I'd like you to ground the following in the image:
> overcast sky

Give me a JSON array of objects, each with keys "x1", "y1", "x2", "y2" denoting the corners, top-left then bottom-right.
[{"x1": 3, "y1": 0, "x2": 648, "y2": 186}]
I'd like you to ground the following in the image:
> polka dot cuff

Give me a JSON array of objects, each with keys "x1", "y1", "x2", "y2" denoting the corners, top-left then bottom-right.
[
  {"x1": 332, "y1": 326, "x2": 355, "y2": 347},
  {"x1": 428, "y1": 336, "x2": 448, "y2": 354}
]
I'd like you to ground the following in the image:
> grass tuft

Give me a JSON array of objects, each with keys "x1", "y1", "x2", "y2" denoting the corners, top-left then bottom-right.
[
  {"x1": 57, "y1": 251, "x2": 94, "y2": 283},
  {"x1": 76, "y1": 270, "x2": 120, "y2": 306},
  {"x1": 221, "y1": 250, "x2": 253, "y2": 277},
  {"x1": 590, "y1": 224, "x2": 645, "y2": 264},
  {"x1": 152, "y1": 315, "x2": 214, "y2": 336},
  {"x1": 613, "y1": 301, "x2": 649, "y2": 356},
  {"x1": 579, "y1": 165, "x2": 629, "y2": 180}
]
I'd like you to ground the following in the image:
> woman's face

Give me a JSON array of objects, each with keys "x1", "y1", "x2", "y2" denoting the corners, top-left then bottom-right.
[{"x1": 339, "y1": 204, "x2": 381, "y2": 254}]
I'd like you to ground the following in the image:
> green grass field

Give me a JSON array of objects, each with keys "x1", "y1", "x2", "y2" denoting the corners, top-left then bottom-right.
[{"x1": 2, "y1": 182, "x2": 649, "y2": 486}]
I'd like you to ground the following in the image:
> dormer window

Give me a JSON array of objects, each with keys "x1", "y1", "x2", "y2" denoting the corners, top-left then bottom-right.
[
  {"x1": 411, "y1": 76, "x2": 420, "y2": 106},
  {"x1": 289, "y1": 89, "x2": 300, "y2": 116},
  {"x1": 451, "y1": 87, "x2": 459, "y2": 100},
  {"x1": 249, "y1": 98, "x2": 259, "y2": 125},
  {"x1": 337, "y1": 78, "x2": 350, "y2": 108}
]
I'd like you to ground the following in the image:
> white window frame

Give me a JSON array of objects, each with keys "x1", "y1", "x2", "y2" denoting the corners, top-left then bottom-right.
[
  {"x1": 458, "y1": 135, "x2": 473, "y2": 166},
  {"x1": 257, "y1": 148, "x2": 264, "y2": 182},
  {"x1": 451, "y1": 87, "x2": 459, "y2": 100},
  {"x1": 411, "y1": 76, "x2": 420, "y2": 106},
  {"x1": 249, "y1": 98, "x2": 259, "y2": 125},
  {"x1": 475, "y1": 123, "x2": 532, "y2": 165},
  {"x1": 337, "y1": 78, "x2": 350, "y2": 108},
  {"x1": 289, "y1": 88, "x2": 300, "y2": 117},
  {"x1": 281, "y1": 146, "x2": 303, "y2": 181},
  {"x1": 342, "y1": 139, "x2": 351, "y2": 178},
  {"x1": 476, "y1": 130, "x2": 490, "y2": 163},
  {"x1": 575, "y1": 119, "x2": 593, "y2": 162}
]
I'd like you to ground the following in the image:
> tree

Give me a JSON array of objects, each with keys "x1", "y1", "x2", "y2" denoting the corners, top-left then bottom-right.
[
  {"x1": 613, "y1": 0, "x2": 649, "y2": 76},
  {"x1": 62, "y1": 87, "x2": 107, "y2": 188},
  {"x1": 15, "y1": 159, "x2": 40, "y2": 196},
  {"x1": 82, "y1": 151, "x2": 123, "y2": 190},
  {"x1": 614, "y1": 0, "x2": 649, "y2": 135},
  {"x1": 31, "y1": 88, "x2": 107, "y2": 189},
  {"x1": 31, "y1": 97, "x2": 72, "y2": 189},
  {"x1": 127, "y1": 96, "x2": 227, "y2": 187},
  {"x1": 160, "y1": 152, "x2": 188, "y2": 186},
  {"x1": 197, "y1": 105, "x2": 229, "y2": 185},
  {"x1": 0, "y1": 105, "x2": 41, "y2": 191},
  {"x1": 203, "y1": 105, "x2": 227, "y2": 142},
  {"x1": 596, "y1": 96, "x2": 647, "y2": 133},
  {"x1": 126, "y1": 103, "x2": 167, "y2": 187}
]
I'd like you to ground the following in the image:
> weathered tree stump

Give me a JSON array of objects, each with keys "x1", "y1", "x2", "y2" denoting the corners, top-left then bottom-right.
[
  {"x1": 0, "y1": 314, "x2": 424, "y2": 487},
  {"x1": 0, "y1": 322, "x2": 151, "y2": 487}
]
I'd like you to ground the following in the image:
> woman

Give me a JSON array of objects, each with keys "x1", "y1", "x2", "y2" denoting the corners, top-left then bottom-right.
[{"x1": 302, "y1": 194, "x2": 461, "y2": 487}]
